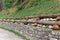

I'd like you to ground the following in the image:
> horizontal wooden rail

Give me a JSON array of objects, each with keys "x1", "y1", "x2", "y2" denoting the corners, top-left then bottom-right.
[{"x1": 21, "y1": 21, "x2": 60, "y2": 25}]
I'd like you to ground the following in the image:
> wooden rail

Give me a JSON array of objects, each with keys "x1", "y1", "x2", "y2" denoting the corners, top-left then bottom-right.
[{"x1": 0, "y1": 13, "x2": 60, "y2": 26}]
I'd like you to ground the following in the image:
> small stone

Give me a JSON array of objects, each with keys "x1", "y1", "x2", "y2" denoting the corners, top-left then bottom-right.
[
  {"x1": 42, "y1": 25, "x2": 46, "y2": 28},
  {"x1": 27, "y1": 19, "x2": 36, "y2": 22},
  {"x1": 48, "y1": 25, "x2": 53, "y2": 29},
  {"x1": 56, "y1": 16, "x2": 60, "y2": 21},
  {"x1": 32, "y1": 23, "x2": 37, "y2": 26},
  {"x1": 37, "y1": 24, "x2": 42, "y2": 27},
  {"x1": 50, "y1": 38, "x2": 57, "y2": 40},
  {"x1": 52, "y1": 31, "x2": 55, "y2": 34},
  {"x1": 52, "y1": 24, "x2": 60, "y2": 30}
]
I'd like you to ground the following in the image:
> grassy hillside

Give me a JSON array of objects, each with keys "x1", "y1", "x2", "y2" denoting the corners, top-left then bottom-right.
[{"x1": 0, "y1": 0, "x2": 60, "y2": 18}]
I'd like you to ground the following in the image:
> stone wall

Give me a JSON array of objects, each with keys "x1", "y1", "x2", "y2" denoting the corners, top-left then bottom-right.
[{"x1": 0, "y1": 22, "x2": 60, "y2": 40}]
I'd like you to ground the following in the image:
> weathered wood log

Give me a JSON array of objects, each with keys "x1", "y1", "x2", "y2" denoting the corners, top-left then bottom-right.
[
  {"x1": 56, "y1": 16, "x2": 60, "y2": 21},
  {"x1": 39, "y1": 13, "x2": 60, "y2": 18},
  {"x1": 37, "y1": 21, "x2": 60, "y2": 25},
  {"x1": 21, "y1": 21, "x2": 60, "y2": 25},
  {"x1": 24, "y1": 13, "x2": 60, "y2": 19}
]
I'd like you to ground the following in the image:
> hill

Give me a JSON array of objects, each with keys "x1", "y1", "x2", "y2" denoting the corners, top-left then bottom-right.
[{"x1": 0, "y1": 0, "x2": 60, "y2": 18}]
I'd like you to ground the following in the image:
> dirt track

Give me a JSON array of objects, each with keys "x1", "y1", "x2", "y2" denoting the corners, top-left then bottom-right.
[{"x1": 0, "y1": 28, "x2": 23, "y2": 40}]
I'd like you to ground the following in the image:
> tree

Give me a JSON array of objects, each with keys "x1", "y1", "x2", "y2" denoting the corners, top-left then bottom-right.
[{"x1": 0, "y1": 0, "x2": 3, "y2": 11}]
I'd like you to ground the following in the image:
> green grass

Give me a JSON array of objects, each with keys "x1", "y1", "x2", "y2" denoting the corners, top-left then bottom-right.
[
  {"x1": 8, "y1": 0, "x2": 60, "y2": 17},
  {"x1": 1, "y1": 0, "x2": 60, "y2": 18},
  {"x1": 0, "y1": 9, "x2": 8, "y2": 18},
  {"x1": 0, "y1": 27, "x2": 30, "y2": 40}
]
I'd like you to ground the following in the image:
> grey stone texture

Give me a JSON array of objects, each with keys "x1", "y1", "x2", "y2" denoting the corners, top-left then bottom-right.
[{"x1": 0, "y1": 22, "x2": 60, "y2": 40}]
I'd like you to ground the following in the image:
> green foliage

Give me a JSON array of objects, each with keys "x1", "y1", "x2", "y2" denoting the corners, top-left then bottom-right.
[
  {"x1": 1, "y1": 0, "x2": 60, "y2": 18},
  {"x1": 4, "y1": 0, "x2": 16, "y2": 8}
]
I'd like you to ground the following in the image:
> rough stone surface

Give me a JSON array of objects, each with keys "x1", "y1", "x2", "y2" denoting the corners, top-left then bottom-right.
[{"x1": 0, "y1": 22, "x2": 60, "y2": 40}]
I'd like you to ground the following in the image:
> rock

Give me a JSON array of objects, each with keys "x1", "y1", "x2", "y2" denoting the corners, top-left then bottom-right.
[
  {"x1": 50, "y1": 38, "x2": 57, "y2": 40},
  {"x1": 40, "y1": 18, "x2": 47, "y2": 21},
  {"x1": 56, "y1": 16, "x2": 60, "y2": 21},
  {"x1": 37, "y1": 24, "x2": 42, "y2": 27},
  {"x1": 42, "y1": 25, "x2": 46, "y2": 28},
  {"x1": 52, "y1": 25, "x2": 60, "y2": 30},
  {"x1": 27, "y1": 19, "x2": 34, "y2": 22},
  {"x1": 32, "y1": 23, "x2": 37, "y2": 26},
  {"x1": 27, "y1": 19, "x2": 37, "y2": 22},
  {"x1": 49, "y1": 18, "x2": 56, "y2": 21},
  {"x1": 48, "y1": 25, "x2": 53, "y2": 29},
  {"x1": 40, "y1": 18, "x2": 56, "y2": 21},
  {"x1": 46, "y1": 18, "x2": 50, "y2": 21}
]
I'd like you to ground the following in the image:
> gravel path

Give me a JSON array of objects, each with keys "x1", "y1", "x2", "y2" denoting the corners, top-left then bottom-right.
[
  {"x1": 0, "y1": 28, "x2": 23, "y2": 40},
  {"x1": 0, "y1": 22, "x2": 60, "y2": 40}
]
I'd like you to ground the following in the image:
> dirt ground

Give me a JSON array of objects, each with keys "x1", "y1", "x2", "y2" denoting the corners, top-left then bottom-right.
[{"x1": 0, "y1": 28, "x2": 23, "y2": 40}]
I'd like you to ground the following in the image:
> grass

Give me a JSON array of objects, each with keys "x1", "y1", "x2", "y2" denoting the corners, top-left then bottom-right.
[
  {"x1": 8, "y1": 0, "x2": 60, "y2": 17},
  {"x1": 1, "y1": 0, "x2": 60, "y2": 18},
  {"x1": 0, "y1": 27, "x2": 30, "y2": 40}
]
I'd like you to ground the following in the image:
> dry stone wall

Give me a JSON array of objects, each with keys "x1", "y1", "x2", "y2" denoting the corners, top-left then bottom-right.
[{"x1": 0, "y1": 22, "x2": 60, "y2": 40}]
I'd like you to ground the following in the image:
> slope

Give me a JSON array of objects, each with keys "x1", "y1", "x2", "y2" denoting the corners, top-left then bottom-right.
[{"x1": 0, "y1": 0, "x2": 60, "y2": 18}]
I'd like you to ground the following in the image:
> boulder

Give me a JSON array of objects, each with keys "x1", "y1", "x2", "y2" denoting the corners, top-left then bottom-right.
[
  {"x1": 56, "y1": 16, "x2": 60, "y2": 21},
  {"x1": 52, "y1": 24, "x2": 60, "y2": 30}
]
